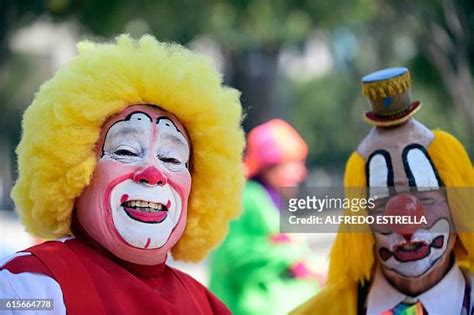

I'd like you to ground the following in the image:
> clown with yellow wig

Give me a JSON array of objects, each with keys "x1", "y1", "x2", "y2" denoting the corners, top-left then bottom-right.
[
  {"x1": 0, "y1": 34, "x2": 245, "y2": 314},
  {"x1": 292, "y1": 67, "x2": 474, "y2": 315}
]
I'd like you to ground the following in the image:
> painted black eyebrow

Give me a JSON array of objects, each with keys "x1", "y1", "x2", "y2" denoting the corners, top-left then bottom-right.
[
  {"x1": 101, "y1": 111, "x2": 152, "y2": 157},
  {"x1": 156, "y1": 117, "x2": 183, "y2": 134},
  {"x1": 402, "y1": 143, "x2": 444, "y2": 187},
  {"x1": 156, "y1": 117, "x2": 189, "y2": 148},
  {"x1": 366, "y1": 149, "x2": 394, "y2": 187},
  {"x1": 125, "y1": 111, "x2": 153, "y2": 122}
]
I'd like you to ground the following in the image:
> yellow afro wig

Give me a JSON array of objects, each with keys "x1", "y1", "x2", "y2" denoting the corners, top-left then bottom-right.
[
  {"x1": 11, "y1": 34, "x2": 245, "y2": 262},
  {"x1": 329, "y1": 130, "x2": 474, "y2": 286}
]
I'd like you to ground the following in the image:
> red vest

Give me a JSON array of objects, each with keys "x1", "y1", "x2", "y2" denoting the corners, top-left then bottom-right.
[{"x1": 2, "y1": 238, "x2": 230, "y2": 315}]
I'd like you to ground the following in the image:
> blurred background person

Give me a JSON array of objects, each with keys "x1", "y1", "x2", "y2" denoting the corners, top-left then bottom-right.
[{"x1": 209, "y1": 119, "x2": 320, "y2": 315}]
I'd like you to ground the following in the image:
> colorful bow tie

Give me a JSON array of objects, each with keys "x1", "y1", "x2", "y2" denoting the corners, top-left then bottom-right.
[{"x1": 381, "y1": 301, "x2": 427, "y2": 315}]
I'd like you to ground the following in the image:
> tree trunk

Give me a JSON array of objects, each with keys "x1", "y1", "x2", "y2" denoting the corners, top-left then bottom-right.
[{"x1": 225, "y1": 47, "x2": 285, "y2": 132}]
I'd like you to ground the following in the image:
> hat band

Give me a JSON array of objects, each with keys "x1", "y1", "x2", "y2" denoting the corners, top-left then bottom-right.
[{"x1": 373, "y1": 101, "x2": 418, "y2": 119}]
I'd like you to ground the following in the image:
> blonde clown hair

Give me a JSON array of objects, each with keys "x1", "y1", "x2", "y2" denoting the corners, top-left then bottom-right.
[
  {"x1": 328, "y1": 130, "x2": 474, "y2": 287},
  {"x1": 11, "y1": 34, "x2": 245, "y2": 262}
]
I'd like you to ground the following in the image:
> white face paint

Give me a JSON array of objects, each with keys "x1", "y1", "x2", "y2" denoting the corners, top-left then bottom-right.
[
  {"x1": 102, "y1": 112, "x2": 190, "y2": 249},
  {"x1": 366, "y1": 143, "x2": 453, "y2": 279},
  {"x1": 110, "y1": 180, "x2": 182, "y2": 249},
  {"x1": 102, "y1": 113, "x2": 189, "y2": 170},
  {"x1": 367, "y1": 152, "x2": 391, "y2": 199},
  {"x1": 76, "y1": 105, "x2": 192, "y2": 265},
  {"x1": 155, "y1": 118, "x2": 190, "y2": 172},
  {"x1": 405, "y1": 147, "x2": 440, "y2": 190},
  {"x1": 373, "y1": 219, "x2": 450, "y2": 277}
]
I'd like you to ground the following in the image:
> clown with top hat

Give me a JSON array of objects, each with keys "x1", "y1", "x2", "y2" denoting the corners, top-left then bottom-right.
[
  {"x1": 0, "y1": 35, "x2": 245, "y2": 314},
  {"x1": 292, "y1": 67, "x2": 474, "y2": 314}
]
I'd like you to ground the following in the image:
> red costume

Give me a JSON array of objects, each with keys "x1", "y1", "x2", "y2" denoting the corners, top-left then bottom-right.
[{"x1": 2, "y1": 233, "x2": 229, "y2": 315}]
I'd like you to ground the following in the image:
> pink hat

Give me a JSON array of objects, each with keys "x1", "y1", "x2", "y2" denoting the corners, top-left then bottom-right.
[{"x1": 244, "y1": 119, "x2": 308, "y2": 177}]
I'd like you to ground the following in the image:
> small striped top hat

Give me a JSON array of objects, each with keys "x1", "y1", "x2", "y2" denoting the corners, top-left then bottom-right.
[{"x1": 361, "y1": 67, "x2": 421, "y2": 127}]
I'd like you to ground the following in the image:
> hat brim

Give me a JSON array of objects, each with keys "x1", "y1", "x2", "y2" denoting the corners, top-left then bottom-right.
[{"x1": 364, "y1": 101, "x2": 422, "y2": 127}]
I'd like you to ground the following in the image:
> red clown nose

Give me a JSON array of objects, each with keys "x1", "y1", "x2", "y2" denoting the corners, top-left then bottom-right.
[
  {"x1": 384, "y1": 193, "x2": 425, "y2": 240},
  {"x1": 133, "y1": 166, "x2": 168, "y2": 186}
]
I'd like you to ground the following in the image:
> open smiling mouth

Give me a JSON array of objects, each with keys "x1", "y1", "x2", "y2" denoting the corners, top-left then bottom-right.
[
  {"x1": 121, "y1": 200, "x2": 170, "y2": 224},
  {"x1": 379, "y1": 235, "x2": 445, "y2": 262}
]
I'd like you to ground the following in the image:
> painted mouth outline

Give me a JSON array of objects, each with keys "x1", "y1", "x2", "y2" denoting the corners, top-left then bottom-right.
[
  {"x1": 379, "y1": 235, "x2": 445, "y2": 262},
  {"x1": 121, "y1": 199, "x2": 171, "y2": 224}
]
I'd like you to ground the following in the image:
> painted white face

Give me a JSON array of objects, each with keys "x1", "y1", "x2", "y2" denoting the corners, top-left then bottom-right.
[
  {"x1": 105, "y1": 114, "x2": 189, "y2": 248},
  {"x1": 76, "y1": 105, "x2": 192, "y2": 265},
  {"x1": 373, "y1": 219, "x2": 450, "y2": 277},
  {"x1": 367, "y1": 144, "x2": 454, "y2": 278}
]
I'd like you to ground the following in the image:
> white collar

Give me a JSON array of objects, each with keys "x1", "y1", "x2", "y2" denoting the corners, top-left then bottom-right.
[{"x1": 366, "y1": 263, "x2": 465, "y2": 315}]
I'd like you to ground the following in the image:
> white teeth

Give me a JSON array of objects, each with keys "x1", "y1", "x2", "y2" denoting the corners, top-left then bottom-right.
[
  {"x1": 123, "y1": 200, "x2": 166, "y2": 212},
  {"x1": 404, "y1": 243, "x2": 416, "y2": 250}
]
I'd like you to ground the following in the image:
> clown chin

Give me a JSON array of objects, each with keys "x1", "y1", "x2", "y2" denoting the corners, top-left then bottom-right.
[
  {"x1": 110, "y1": 180, "x2": 182, "y2": 250},
  {"x1": 374, "y1": 219, "x2": 450, "y2": 278}
]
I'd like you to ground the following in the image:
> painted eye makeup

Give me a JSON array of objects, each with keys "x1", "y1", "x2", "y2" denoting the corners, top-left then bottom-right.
[
  {"x1": 156, "y1": 139, "x2": 189, "y2": 169},
  {"x1": 158, "y1": 155, "x2": 181, "y2": 165},
  {"x1": 157, "y1": 154, "x2": 188, "y2": 171},
  {"x1": 114, "y1": 149, "x2": 139, "y2": 157},
  {"x1": 156, "y1": 145, "x2": 188, "y2": 171},
  {"x1": 110, "y1": 144, "x2": 142, "y2": 162},
  {"x1": 419, "y1": 196, "x2": 436, "y2": 205}
]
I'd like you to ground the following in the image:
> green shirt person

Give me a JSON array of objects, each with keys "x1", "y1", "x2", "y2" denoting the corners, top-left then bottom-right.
[{"x1": 210, "y1": 119, "x2": 320, "y2": 315}]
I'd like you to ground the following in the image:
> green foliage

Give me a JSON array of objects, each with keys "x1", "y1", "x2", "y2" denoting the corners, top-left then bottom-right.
[
  {"x1": 2, "y1": 0, "x2": 472, "y2": 174},
  {"x1": 16, "y1": 0, "x2": 371, "y2": 50},
  {"x1": 288, "y1": 71, "x2": 370, "y2": 169}
]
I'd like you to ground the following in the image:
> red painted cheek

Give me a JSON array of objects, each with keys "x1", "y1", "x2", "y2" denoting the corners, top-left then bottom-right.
[
  {"x1": 83, "y1": 160, "x2": 139, "y2": 245},
  {"x1": 76, "y1": 162, "x2": 137, "y2": 247},
  {"x1": 165, "y1": 171, "x2": 191, "y2": 233},
  {"x1": 167, "y1": 172, "x2": 192, "y2": 202},
  {"x1": 96, "y1": 160, "x2": 137, "y2": 178},
  {"x1": 95, "y1": 173, "x2": 140, "y2": 248}
]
